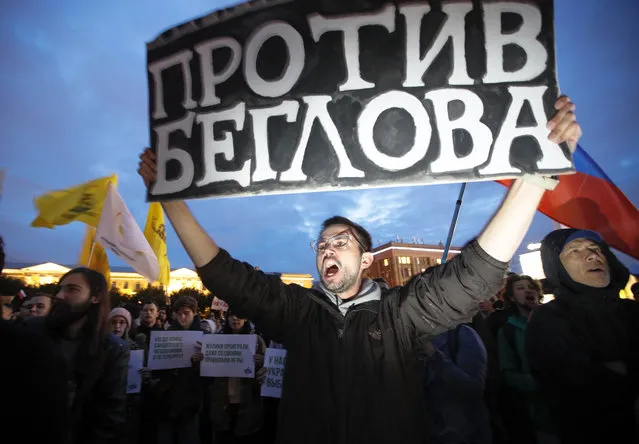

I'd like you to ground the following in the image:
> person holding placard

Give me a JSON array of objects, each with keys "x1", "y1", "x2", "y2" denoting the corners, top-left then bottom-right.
[
  {"x1": 150, "y1": 295, "x2": 204, "y2": 444},
  {"x1": 138, "y1": 97, "x2": 581, "y2": 444},
  {"x1": 206, "y1": 310, "x2": 267, "y2": 444}
]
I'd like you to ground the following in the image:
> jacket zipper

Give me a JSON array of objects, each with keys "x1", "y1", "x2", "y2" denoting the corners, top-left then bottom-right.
[
  {"x1": 337, "y1": 304, "x2": 377, "y2": 444},
  {"x1": 339, "y1": 304, "x2": 353, "y2": 444}
]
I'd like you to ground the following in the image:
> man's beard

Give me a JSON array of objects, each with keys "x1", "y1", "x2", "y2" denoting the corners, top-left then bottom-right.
[
  {"x1": 321, "y1": 268, "x2": 359, "y2": 294},
  {"x1": 46, "y1": 299, "x2": 92, "y2": 332}
]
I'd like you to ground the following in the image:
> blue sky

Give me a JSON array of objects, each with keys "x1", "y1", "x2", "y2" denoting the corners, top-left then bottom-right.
[{"x1": 1, "y1": 0, "x2": 638, "y2": 277}]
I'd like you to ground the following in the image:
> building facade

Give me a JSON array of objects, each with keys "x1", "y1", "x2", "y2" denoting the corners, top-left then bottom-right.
[
  {"x1": 368, "y1": 242, "x2": 461, "y2": 288},
  {"x1": 3, "y1": 262, "x2": 314, "y2": 295}
]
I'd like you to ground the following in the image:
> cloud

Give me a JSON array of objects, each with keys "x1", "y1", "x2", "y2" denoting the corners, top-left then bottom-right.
[
  {"x1": 292, "y1": 202, "x2": 319, "y2": 240},
  {"x1": 342, "y1": 188, "x2": 412, "y2": 228}
]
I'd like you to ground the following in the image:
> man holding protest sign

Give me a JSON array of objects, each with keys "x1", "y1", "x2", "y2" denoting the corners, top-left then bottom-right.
[
  {"x1": 139, "y1": 1, "x2": 582, "y2": 442},
  {"x1": 138, "y1": 95, "x2": 580, "y2": 444}
]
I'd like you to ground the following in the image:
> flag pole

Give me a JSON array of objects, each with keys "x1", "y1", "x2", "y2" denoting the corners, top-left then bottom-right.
[
  {"x1": 86, "y1": 240, "x2": 96, "y2": 267},
  {"x1": 441, "y1": 183, "x2": 467, "y2": 264}
]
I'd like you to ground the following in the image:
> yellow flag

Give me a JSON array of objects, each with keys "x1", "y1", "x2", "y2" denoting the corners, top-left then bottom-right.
[
  {"x1": 31, "y1": 175, "x2": 117, "y2": 228},
  {"x1": 143, "y1": 202, "x2": 170, "y2": 288},
  {"x1": 79, "y1": 225, "x2": 111, "y2": 289}
]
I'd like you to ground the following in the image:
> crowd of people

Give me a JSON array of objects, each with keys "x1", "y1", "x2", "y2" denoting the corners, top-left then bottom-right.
[
  {"x1": 2, "y1": 227, "x2": 638, "y2": 444},
  {"x1": 1, "y1": 95, "x2": 638, "y2": 443}
]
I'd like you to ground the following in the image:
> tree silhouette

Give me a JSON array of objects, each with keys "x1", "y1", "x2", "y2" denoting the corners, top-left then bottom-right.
[
  {"x1": 109, "y1": 288, "x2": 127, "y2": 309},
  {"x1": 0, "y1": 275, "x2": 26, "y2": 295},
  {"x1": 132, "y1": 286, "x2": 167, "y2": 306}
]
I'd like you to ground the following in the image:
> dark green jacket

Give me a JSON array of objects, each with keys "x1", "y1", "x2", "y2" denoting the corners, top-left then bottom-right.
[{"x1": 498, "y1": 315, "x2": 554, "y2": 433}]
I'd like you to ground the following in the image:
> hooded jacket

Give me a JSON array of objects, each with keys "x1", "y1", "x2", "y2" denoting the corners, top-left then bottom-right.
[
  {"x1": 196, "y1": 240, "x2": 507, "y2": 444},
  {"x1": 526, "y1": 229, "x2": 639, "y2": 443}
]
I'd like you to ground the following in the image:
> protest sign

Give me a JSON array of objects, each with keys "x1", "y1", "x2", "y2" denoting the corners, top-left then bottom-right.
[
  {"x1": 148, "y1": 330, "x2": 203, "y2": 370},
  {"x1": 146, "y1": 0, "x2": 571, "y2": 202},
  {"x1": 269, "y1": 341, "x2": 285, "y2": 349},
  {"x1": 126, "y1": 349, "x2": 145, "y2": 394},
  {"x1": 211, "y1": 296, "x2": 229, "y2": 311},
  {"x1": 261, "y1": 347, "x2": 287, "y2": 398},
  {"x1": 200, "y1": 334, "x2": 257, "y2": 378}
]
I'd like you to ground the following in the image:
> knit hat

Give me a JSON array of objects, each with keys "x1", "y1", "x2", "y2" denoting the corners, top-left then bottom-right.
[{"x1": 108, "y1": 307, "x2": 132, "y2": 327}]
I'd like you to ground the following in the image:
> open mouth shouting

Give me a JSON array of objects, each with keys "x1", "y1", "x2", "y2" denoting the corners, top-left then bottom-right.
[
  {"x1": 323, "y1": 260, "x2": 341, "y2": 282},
  {"x1": 524, "y1": 292, "x2": 538, "y2": 305}
]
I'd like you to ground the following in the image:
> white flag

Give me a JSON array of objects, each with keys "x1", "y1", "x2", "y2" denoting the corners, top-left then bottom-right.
[{"x1": 95, "y1": 183, "x2": 159, "y2": 281}]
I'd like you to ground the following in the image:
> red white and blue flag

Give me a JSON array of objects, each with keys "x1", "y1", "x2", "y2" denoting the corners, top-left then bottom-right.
[{"x1": 499, "y1": 145, "x2": 638, "y2": 259}]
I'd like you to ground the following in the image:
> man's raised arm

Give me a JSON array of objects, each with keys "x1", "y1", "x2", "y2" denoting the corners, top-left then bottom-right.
[
  {"x1": 138, "y1": 149, "x2": 218, "y2": 268},
  {"x1": 477, "y1": 96, "x2": 581, "y2": 262},
  {"x1": 138, "y1": 149, "x2": 312, "y2": 343}
]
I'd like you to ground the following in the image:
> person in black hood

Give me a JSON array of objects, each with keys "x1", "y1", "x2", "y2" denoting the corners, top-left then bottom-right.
[{"x1": 526, "y1": 228, "x2": 639, "y2": 444}]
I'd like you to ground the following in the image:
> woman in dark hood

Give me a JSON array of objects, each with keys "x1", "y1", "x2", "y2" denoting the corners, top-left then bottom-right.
[{"x1": 526, "y1": 228, "x2": 639, "y2": 444}]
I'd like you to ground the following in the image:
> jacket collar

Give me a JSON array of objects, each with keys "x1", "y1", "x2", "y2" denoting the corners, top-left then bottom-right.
[{"x1": 318, "y1": 278, "x2": 382, "y2": 316}]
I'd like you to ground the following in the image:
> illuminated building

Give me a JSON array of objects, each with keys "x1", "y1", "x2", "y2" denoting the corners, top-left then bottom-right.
[
  {"x1": 368, "y1": 241, "x2": 461, "y2": 288},
  {"x1": 3, "y1": 262, "x2": 314, "y2": 295}
]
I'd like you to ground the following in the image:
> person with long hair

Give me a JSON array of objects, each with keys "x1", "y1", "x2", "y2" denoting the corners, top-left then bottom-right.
[
  {"x1": 498, "y1": 274, "x2": 556, "y2": 444},
  {"x1": 26, "y1": 267, "x2": 130, "y2": 444}
]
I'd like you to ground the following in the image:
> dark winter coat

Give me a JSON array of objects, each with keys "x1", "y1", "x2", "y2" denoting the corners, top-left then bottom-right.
[
  {"x1": 422, "y1": 324, "x2": 492, "y2": 444},
  {"x1": 197, "y1": 240, "x2": 507, "y2": 444},
  {"x1": 208, "y1": 333, "x2": 267, "y2": 436},
  {"x1": 25, "y1": 317, "x2": 129, "y2": 444},
  {"x1": 0, "y1": 319, "x2": 70, "y2": 444},
  {"x1": 526, "y1": 228, "x2": 639, "y2": 444}
]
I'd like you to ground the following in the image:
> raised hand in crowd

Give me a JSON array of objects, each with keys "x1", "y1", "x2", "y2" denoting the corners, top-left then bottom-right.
[{"x1": 547, "y1": 95, "x2": 581, "y2": 152}]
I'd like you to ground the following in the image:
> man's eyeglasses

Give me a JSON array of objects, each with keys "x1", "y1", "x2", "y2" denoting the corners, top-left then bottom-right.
[{"x1": 311, "y1": 231, "x2": 366, "y2": 253}]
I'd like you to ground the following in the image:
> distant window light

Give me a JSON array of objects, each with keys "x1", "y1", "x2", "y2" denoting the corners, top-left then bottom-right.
[
  {"x1": 436, "y1": 258, "x2": 442, "y2": 265},
  {"x1": 383, "y1": 259, "x2": 389, "y2": 267}
]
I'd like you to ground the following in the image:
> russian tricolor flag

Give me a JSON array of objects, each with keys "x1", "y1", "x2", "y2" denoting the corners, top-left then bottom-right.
[{"x1": 498, "y1": 145, "x2": 639, "y2": 260}]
